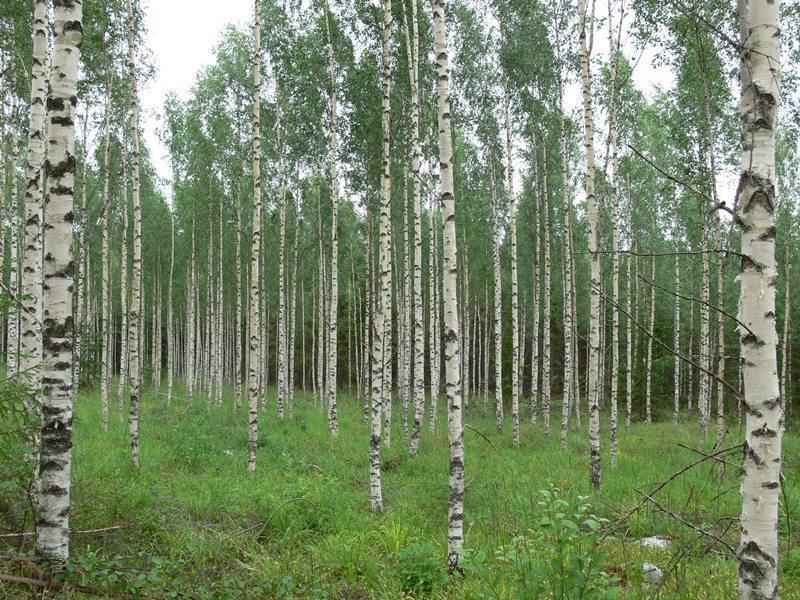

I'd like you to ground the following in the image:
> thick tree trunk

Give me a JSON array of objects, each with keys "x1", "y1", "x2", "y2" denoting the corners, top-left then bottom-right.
[
  {"x1": 369, "y1": 0, "x2": 393, "y2": 512},
  {"x1": 430, "y1": 0, "x2": 464, "y2": 571},
  {"x1": 36, "y1": 0, "x2": 82, "y2": 562},
  {"x1": 737, "y1": 0, "x2": 781, "y2": 595},
  {"x1": 247, "y1": 0, "x2": 262, "y2": 473},
  {"x1": 20, "y1": 0, "x2": 49, "y2": 437}
]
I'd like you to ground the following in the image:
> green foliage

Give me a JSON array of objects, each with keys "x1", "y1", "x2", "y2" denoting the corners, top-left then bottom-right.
[
  {"x1": 396, "y1": 540, "x2": 447, "y2": 595},
  {"x1": 1, "y1": 385, "x2": 798, "y2": 598},
  {"x1": 461, "y1": 488, "x2": 621, "y2": 599}
]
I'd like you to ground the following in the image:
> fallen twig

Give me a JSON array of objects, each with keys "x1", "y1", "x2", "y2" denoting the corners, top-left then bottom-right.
[
  {"x1": 465, "y1": 424, "x2": 508, "y2": 466},
  {"x1": 0, "y1": 523, "x2": 132, "y2": 540},
  {"x1": 634, "y1": 488, "x2": 738, "y2": 557}
]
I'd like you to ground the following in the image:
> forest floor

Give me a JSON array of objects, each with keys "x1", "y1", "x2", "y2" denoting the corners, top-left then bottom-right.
[{"x1": 1, "y1": 385, "x2": 799, "y2": 599}]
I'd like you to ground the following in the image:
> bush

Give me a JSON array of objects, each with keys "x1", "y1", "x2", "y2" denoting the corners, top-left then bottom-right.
[{"x1": 396, "y1": 540, "x2": 446, "y2": 595}]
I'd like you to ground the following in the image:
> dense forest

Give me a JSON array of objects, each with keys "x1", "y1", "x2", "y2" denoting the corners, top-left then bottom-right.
[{"x1": 1, "y1": 0, "x2": 799, "y2": 597}]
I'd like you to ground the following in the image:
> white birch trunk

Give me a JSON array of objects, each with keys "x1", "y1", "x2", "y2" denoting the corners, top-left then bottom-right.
[
  {"x1": 504, "y1": 77, "x2": 519, "y2": 446},
  {"x1": 100, "y1": 78, "x2": 113, "y2": 432},
  {"x1": 127, "y1": 0, "x2": 143, "y2": 469},
  {"x1": 247, "y1": 0, "x2": 262, "y2": 473},
  {"x1": 431, "y1": 0, "x2": 463, "y2": 570},
  {"x1": 737, "y1": 0, "x2": 782, "y2": 595},
  {"x1": 36, "y1": 0, "x2": 82, "y2": 561},
  {"x1": 579, "y1": 0, "x2": 601, "y2": 488},
  {"x1": 20, "y1": 0, "x2": 49, "y2": 434},
  {"x1": 324, "y1": 1, "x2": 340, "y2": 434}
]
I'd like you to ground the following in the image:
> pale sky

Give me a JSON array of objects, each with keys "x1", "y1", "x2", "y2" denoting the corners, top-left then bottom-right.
[
  {"x1": 140, "y1": 0, "x2": 252, "y2": 189},
  {"x1": 138, "y1": 0, "x2": 739, "y2": 207}
]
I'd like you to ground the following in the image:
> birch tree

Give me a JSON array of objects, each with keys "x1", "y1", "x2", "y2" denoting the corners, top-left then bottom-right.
[
  {"x1": 247, "y1": 0, "x2": 262, "y2": 474},
  {"x1": 430, "y1": 0, "x2": 464, "y2": 571},
  {"x1": 578, "y1": 0, "x2": 601, "y2": 489},
  {"x1": 36, "y1": 0, "x2": 83, "y2": 562},
  {"x1": 127, "y1": 0, "x2": 143, "y2": 469},
  {"x1": 737, "y1": 0, "x2": 783, "y2": 595}
]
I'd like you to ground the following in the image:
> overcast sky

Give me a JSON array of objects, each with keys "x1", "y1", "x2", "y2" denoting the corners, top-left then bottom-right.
[
  {"x1": 137, "y1": 0, "x2": 742, "y2": 206},
  {"x1": 140, "y1": 0, "x2": 252, "y2": 190}
]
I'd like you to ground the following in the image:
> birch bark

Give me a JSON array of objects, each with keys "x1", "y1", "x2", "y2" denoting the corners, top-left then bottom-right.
[
  {"x1": 430, "y1": 0, "x2": 464, "y2": 570},
  {"x1": 37, "y1": 0, "x2": 82, "y2": 562},
  {"x1": 737, "y1": 0, "x2": 782, "y2": 595}
]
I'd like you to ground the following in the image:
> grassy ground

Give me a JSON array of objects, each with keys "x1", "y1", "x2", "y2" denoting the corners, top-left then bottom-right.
[{"x1": 1, "y1": 383, "x2": 799, "y2": 598}]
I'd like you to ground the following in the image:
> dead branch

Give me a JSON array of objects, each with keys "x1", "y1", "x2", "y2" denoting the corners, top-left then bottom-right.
[
  {"x1": 636, "y1": 271, "x2": 755, "y2": 338},
  {"x1": 634, "y1": 488, "x2": 738, "y2": 557},
  {"x1": 589, "y1": 282, "x2": 743, "y2": 402},
  {"x1": 0, "y1": 524, "x2": 132, "y2": 540}
]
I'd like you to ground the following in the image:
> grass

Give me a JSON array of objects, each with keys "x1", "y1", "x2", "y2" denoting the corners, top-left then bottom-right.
[{"x1": 2, "y1": 382, "x2": 799, "y2": 598}]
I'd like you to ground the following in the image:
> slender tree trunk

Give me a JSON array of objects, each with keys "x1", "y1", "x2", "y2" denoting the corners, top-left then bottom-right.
[
  {"x1": 625, "y1": 210, "x2": 633, "y2": 432},
  {"x1": 558, "y1": 71, "x2": 573, "y2": 447},
  {"x1": 490, "y1": 159, "x2": 503, "y2": 431},
  {"x1": 781, "y1": 247, "x2": 791, "y2": 398},
  {"x1": 737, "y1": 0, "x2": 782, "y2": 595},
  {"x1": 645, "y1": 252, "x2": 655, "y2": 424},
  {"x1": 7, "y1": 117, "x2": 21, "y2": 378},
  {"x1": 167, "y1": 213, "x2": 175, "y2": 406},
  {"x1": 428, "y1": 205, "x2": 440, "y2": 429},
  {"x1": 504, "y1": 77, "x2": 519, "y2": 446},
  {"x1": 127, "y1": 0, "x2": 143, "y2": 469},
  {"x1": 673, "y1": 237, "x2": 681, "y2": 425},
  {"x1": 324, "y1": 0, "x2": 340, "y2": 434},
  {"x1": 530, "y1": 134, "x2": 540, "y2": 424},
  {"x1": 431, "y1": 0, "x2": 464, "y2": 571},
  {"x1": 36, "y1": 0, "x2": 82, "y2": 562},
  {"x1": 100, "y1": 78, "x2": 113, "y2": 432},
  {"x1": 578, "y1": 0, "x2": 601, "y2": 488},
  {"x1": 247, "y1": 0, "x2": 262, "y2": 473},
  {"x1": 118, "y1": 163, "x2": 129, "y2": 410},
  {"x1": 542, "y1": 141, "x2": 551, "y2": 435}
]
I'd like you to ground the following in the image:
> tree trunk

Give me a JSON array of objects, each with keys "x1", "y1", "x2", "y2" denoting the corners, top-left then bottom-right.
[
  {"x1": 578, "y1": 0, "x2": 601, "y2": 488},
  {"x1": 167, "y1": 213, "x2": 175, "y2": 406},
  {"x1": 504, "y1": 76, "x2": 519, "y2": 447},
  {"x1": 100, "y1": 77, "x2": 113, "y2": 432},
  {"x1": 324, "y1": 0, "x2": 340, "y2": 434},
  {"x1": 118, "y1": 162, "x2": 129, "y2": 411},
  {"x1": 530, "y1": 134, "x2": 541, "y2": 424},
  {"x1": 20, "y1": 0, "x2": 49, "y2": 438},
  {"x1": 737, "y1": 0, "x2": 781, "y2": 595},
  {"x1": 541, "y1": 141, "x2": 551, "y2": 435},
  {"x1": 673, "y1": 237, "x2": 681, "y2": 425},
  {"x1": 36, "y1": 0, "x2": 82, "y2": 562},
  {"x1": 127, "y1": 0, "x2": 143, "y2": 469},
  {"x1": 490, "y1": 159, "x2": 502, "y2": 431},
  {"x1": 247, "y1": 0, "x2": 262, "y2": 474},
  {"x1": 430, "y1": 0, "x2": 464, "y2": 571}
]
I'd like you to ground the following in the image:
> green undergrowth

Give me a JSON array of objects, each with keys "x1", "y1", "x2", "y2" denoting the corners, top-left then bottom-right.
[{"x1": 1, "y1": 383, "x2": 798, "y2": 598}]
